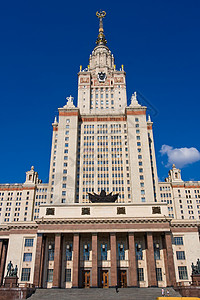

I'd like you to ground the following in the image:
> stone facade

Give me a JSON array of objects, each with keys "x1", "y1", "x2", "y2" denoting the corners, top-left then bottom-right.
[{"x1": 0, "y1": 12, "x2": 199, "y2": 290}]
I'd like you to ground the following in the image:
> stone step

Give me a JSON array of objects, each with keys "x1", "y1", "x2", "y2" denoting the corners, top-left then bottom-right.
[{"x1": 30, "y1": 287, "x2": 181, "y2": 300}]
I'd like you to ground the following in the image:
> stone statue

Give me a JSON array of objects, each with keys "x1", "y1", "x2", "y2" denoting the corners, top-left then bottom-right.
[
  {"x1": 13, "y1": 265, "x2": 18, "y2": 276},
  {"x1": 192, "y1": 259, "x2": 200, "y2": 275},
  {"x1": 88, "y1": 190, "x2": 119, "y2": 203},
  {"x1": 6, "y1": 261, "x2": 13, "y2": 277}
]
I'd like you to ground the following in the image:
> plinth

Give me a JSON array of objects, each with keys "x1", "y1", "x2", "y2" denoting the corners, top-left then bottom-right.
[
  {"x1": 4, "y1": 276, "x2": 18, "y2": 288},
  {"x1": 192, "y1": 274, "x2": 200, "y2": 286}
]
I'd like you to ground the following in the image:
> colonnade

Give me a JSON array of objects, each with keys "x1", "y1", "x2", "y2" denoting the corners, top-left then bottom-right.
[{"x1": 33, "y1": 231, "x2": 177, "y2": 288}]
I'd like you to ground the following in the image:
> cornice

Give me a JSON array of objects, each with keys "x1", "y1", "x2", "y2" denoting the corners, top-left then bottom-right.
[
  {"x1": 0, "y1": 222, "x2": 38, "y2": 232},
  {"x1": 36, "y1": 217, "x2": 171, "y2": 225},
  {"x1": 171, "y1": 220, "x2": 199, "y2": 228}
]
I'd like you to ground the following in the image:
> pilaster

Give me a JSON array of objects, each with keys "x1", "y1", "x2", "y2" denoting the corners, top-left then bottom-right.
[
  {"x1": 128, "y1": 233, "x2": 138, "y2": 287},
  {"x1": 72, "y1": 233, "x2": 80, "y2": 288},
  {"x1": 52, "y1": 233, "x2": 62, "y2": 288},
  {"x1": 146, "y1": 233, "x2": 157, "y2": 287},
  {"x1": 92, "y1": 233, "x2": 98, "y2": 287},
  {"x1": 33, "y1": 234, "x2": 43, "y2": 287},
  {"x1": 110, "y1": 233, "x2": 117, "y2": 287},
  {"x1": 165, "y1": 232, "x2": 176, "y2": 286}
]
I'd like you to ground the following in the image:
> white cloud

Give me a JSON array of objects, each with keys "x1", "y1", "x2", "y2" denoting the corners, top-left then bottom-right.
[{"x1": 160, "y1": 145, "x2": 200, "y2": 168}]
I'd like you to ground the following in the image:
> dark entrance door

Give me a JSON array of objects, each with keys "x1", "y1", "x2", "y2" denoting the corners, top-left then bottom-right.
[
  {"x1": 101, "y1": 270, "x2": 109, "y2": 288},
  {"x1": 120, "y1": 270, "x2": 127, "y2": 288},
  {"x1": 82, "y1": 270, "x2": 90, "y2": 288}
]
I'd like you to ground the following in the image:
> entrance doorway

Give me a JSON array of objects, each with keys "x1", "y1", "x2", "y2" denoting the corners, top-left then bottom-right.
[
  {"x1": 101, "y1": 270, "x2": 109, "y2": 288},
  {"x1": 119, "y1": 270, "x2": 127, "y2": 288},
  {"x1": 82, "y1": 270, "x2": 90, "y2": 288}
]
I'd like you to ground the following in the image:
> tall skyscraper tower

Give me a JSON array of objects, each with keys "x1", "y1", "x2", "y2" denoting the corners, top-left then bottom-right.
[
  {"x1": 0, "y1": 11, "x2": 199, "y2": 292},
  {"x1": 48, "y1": 11, "x2": 160, "y2": 205}
]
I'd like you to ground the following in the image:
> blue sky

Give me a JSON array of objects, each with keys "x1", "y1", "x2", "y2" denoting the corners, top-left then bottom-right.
[{"x1": 0, "y1": 0, "x2": 200, "y2": 183}]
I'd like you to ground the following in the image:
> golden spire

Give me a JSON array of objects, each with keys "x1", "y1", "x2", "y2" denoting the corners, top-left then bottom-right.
[{"x1": 96, "y1": 10, "x2": 107, "y2": 45}]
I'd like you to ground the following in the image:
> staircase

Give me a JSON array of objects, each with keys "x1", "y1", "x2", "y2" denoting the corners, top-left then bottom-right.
[{"x1": 29, "y1": 287, "x2": 181, "y2": 300}]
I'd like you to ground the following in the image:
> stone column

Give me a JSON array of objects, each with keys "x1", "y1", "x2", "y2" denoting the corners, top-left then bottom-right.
[
  {"x1": 162, "y1": 235, "x2": 170, "y2": 286},
  {"x1": 110, "y1": 233, "x2": 117, "y2": 287},
  {"x1": 72, "y1": 233, "x2": 80, "y2": 288},
  {"x1": 52, "y1": 233, "x2": 62, "y2": 288},
  {"x1": 0, "y1": 241, "x2": 7, "y2": 285},
  {"x1": 33, "y1": 233, "x2": 43, "y2": 287},
  {"x1": 165, "y1": 232, "x2": 176, "y2": 287},
  {"x1": 128, "y1": 233, "x2": 138, "y2": 287},
  {"x1": 38, "y1": 236, "x2": 46, "y2": 288},
  {"x1": 92, "y1": 233, "x2": 98, "y2": 287},
  {"x1": 146, "y1": 233, "x2": 157, "y2": 287}
]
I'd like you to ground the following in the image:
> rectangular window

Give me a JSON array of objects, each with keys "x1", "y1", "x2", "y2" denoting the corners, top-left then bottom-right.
[
  {"x1": 156, "y1": 268, "x2": 162, "y2": 281},
  {"x1": 135, "y1": 243, "x2": 143, "y2": 260},
  {"x1": 137, "y1": 268, "x2": 144, "y2": 281},
  {"x1": 174, "y1": 237, "x2": 183, "y2": 245},
  {"x1": 48, "y1": 244, "x2": 55, "y2": 261},
  {"x1": 101, "y1": 243, "x2": 107, "y2": 260},
  {"x1": 23, "y1": 253, "x2": 32, "y2": 262},
  {"x1": 66, "y1": 244, "x2": 73, "y2": 261},
  {"x1": 25, "y1": 238, "x2": 34, "y2": 247},
  {"x1": 176, "y1": 251, "x2": 185, "y2": 260},
  {"x1": 118, "y1": 243, "x2": 125, "y2": 260},
  {"x1": 21, "y1": 268, "x2": 31, "y2": 281},
  {"x1": 47, "y1": 269, "x2": 53, "y2": 282},
  {"x1": 178, "y1": 266, "x2": 188, "y2": 280},
  {"x1": 65, "y1": 269, "x2": 71, "y2": 282},
  {"x1": 154, "y1": 244, "x2": 160, "y2": 260},
  {"x1": 83, "y1": 244, "x2": 90, "y2": 261}
]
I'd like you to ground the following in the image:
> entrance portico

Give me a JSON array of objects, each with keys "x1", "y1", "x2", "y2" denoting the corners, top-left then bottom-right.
[{"x1": 33, "y1": 215, "x2": 176, "y2": 289}]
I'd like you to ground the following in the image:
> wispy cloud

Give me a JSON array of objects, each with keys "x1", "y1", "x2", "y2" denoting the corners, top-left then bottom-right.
[{"x1": 160, "y1": 145, "x2": 200, "y2": 168}]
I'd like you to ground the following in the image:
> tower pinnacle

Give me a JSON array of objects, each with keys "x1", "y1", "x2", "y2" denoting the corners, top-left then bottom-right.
[{"x1": 96, "y1": 10, "x2": 107, "y2": 45}]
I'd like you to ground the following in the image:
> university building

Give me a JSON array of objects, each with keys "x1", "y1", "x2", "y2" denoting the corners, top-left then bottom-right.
[{"x1": 0, "y1": 11, "x2": 199, "y2": 289}]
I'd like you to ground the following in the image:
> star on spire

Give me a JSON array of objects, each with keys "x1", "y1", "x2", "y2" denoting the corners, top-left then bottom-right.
[{"x1": 96, "y1": 10, "x2": 107, "y2": 45}]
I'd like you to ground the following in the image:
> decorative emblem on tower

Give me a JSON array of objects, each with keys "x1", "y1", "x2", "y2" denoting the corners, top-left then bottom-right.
[
  {"x1": 98, "y1": 72, "x2": 107, "y2": 82},
  {"x1": 96, "y1": 10, "x2": 107, "y2": 45}
]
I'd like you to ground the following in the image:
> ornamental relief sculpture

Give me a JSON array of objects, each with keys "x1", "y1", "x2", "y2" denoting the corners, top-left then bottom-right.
[
  {"x1": 114, "y1": 77, "x2": 124, "y2": 83},
  {"x1": 80, "y1": 77, "x2": 90, "y2": 83}
]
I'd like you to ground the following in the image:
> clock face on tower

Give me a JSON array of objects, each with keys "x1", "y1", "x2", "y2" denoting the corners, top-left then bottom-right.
[{"x1": 98, "y1": 72, "x2": 106, "y2": 82}]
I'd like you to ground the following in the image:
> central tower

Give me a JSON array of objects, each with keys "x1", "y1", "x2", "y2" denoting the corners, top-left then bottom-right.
[
  {"x1": 48, "y1": 11, "x2": 160, "y2": 205},
  {"x1": 78, "y1": 10, "x2": 127, "y2": 114}
]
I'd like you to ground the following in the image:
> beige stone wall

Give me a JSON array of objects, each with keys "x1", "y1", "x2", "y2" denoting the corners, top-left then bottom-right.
[
  {"x1": 172, "y1": 230, "x2": 200, "y2": 283},
  {"x1": 5, "y1": 233, "x2": 37, "y2": 284},
  {"x1": 39, "y1": 202, "x2": 168, "y2": 223}
]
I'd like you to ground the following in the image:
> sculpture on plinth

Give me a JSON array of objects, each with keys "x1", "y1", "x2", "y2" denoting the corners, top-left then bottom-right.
[
  {"x1": 191, "y1": 258, "x2": 200, "y2": 287},
  {"x1": 4, "y1": 261, "x2": 18, "y2": 288},
  {"x1": 88, "y1": 190, "x2": 119, "y2": 203},
  {"x1": 192, "y1": 259, "x2": 200, "y2": 275}
]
